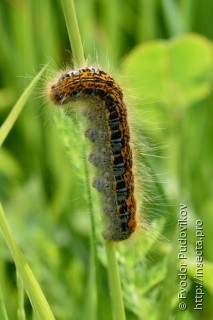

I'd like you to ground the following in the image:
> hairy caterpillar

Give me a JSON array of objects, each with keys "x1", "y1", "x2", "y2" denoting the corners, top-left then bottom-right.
[{"x1": 48, "y1": 67, "x2": 137, "y2": 241}]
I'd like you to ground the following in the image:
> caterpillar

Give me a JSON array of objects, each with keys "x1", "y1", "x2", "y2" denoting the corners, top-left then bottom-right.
[{"x1": 48, "y1": 67, "x2": 137, "y2": 241}]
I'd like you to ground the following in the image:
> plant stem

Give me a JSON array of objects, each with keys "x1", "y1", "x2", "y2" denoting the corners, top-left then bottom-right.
[
  {"x1": 105, "y1": 242, "x2": 126, "y2": 320},
  {"x1": 61, "y1": 0, "x2": 85, "y2": 67},
  {"x1": 17, "y1": 272, "x2": 26, "y2": 320},
  {"x1": 160, "y1": 0, "x2": 185, "y2": 36},
  {"x1": 60, "y1": 2, "x2": 126, "y2": 320},
  {"x1": 60, "y1": 2, "x2": 98, "y2": 320}
]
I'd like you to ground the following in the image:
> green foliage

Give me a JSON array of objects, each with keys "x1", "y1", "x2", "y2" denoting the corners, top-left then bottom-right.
[
  {"x1": 0, "y1": 204, "x2": 55, "y2": 320},
  {"x1": 0, "y1": 0, "x2": 213, "y2": 319}
]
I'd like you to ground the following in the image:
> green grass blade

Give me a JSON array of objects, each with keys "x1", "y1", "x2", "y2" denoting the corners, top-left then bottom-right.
[
  {"x1": 0, "y1": 64, "x2": 48, "y2": 147},
  {"x1": 61, "y1": 0, "x2": 85, "y2": 67},
  {"x1": 0, "y1": 203, "x2": 55, "y2": 320},
  {"x1": 0, "y1": 286, "x2": 9, "y2": 320},
  {"x1": 160, "y1": 0, "x2": 186, "y2": 36},
  {"x1": 17, "y1": 272, "x2": 26, "y2": 320},
  {"x1": 105, "y1": 242, "x2": 126, "y2": 320}
]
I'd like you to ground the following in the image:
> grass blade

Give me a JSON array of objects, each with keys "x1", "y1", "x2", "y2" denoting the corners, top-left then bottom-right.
[
  {"x1": 0, "y1": 64, "x2": 48, "y2": 147},
  {"x1": 0, "y1": 203, "x2": 55, "y2": 320},
  {"x1": 61, "y1": 0, "x2": 85, "y2": 67},
  {"x1": 0, "y1": 286, "x2": 9, "y2": 320}
]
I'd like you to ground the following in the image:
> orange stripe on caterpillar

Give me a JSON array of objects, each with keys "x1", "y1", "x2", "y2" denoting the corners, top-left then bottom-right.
[{"x1": 49, "y1": 67, "x2": 136, "y2": 241}]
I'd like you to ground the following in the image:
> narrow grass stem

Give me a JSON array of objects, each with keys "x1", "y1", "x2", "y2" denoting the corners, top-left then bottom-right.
[
  {"x1": 105, "y1": 242, "x2": 126, "y2": 320},
  {"x1": 82, "y1": 135, "x2": 97, "y2": 320},
  {"x1": 160, "y1": 0, "x2": 185, "y2": 36},
  {"x1": 17, "y1": 272, "x2": 26, "y2": 320},
  {"x1": 61, "y1": 0, "x2": 85, "y2": 67},
  {"x1": 60, "y1": 1, "x2": 98, "y2": 319},
  {"x1": 0, "y1": 64, "x2": 47, "y2": 147},
  {"x1": 60, "y1": 2, "x2": 126, "y2": 320}
]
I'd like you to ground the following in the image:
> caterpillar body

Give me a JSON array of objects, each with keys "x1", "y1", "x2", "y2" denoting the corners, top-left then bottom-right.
[{"x1": 49, "y1": 67, "x2": 137, "y2": 241}]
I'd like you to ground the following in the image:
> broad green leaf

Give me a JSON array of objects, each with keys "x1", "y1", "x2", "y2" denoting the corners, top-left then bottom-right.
[{"x1": 122, "y1": 34, "x2": 212, "y2": 119}]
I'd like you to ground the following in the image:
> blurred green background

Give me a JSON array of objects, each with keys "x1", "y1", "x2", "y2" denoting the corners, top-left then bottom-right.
[{"x1": 0, "y1": 0, "x2": 213, "y2": 319}]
